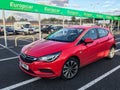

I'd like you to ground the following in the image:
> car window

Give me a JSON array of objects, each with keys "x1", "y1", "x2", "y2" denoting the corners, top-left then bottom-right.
[
  {"x1": 82, "y1": 29, "x2": 97, "y2": 40},
  {"x1": 46, "y1": 28, "x2": 83, "y2": 42},
  {"x1": 97, "y1": 28, "x2": 108, "y2": 38}
]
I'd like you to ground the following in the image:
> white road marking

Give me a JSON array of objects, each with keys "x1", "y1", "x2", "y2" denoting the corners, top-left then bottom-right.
[
  {"x1": 7, "y1": 48, "x2": 19, "y2": 55},
  {"x1": 115, "y1": 49, "x2": 120, "y2": 52},
  {"x1": 0, "y1": 44, "x2": 19, "y2": 55},
  {"x1": 0, "y1": 45, "x2": 24, "y2": 50},
  {"x1": 0, "y1": 48, "x2": 120, "y2": 90},
  {"x1": 1, "y1": 77, "x2": 40, "y2": 90},
  {"x1": 77, "y1": 49, "x2": 120, "y2": 90},
  {"x1": 0, "y1": 44, "x2": 6, "y2": 48},
  {"x1": 116, "y1": 42, "x2": 120, "y2": 44},
  {"x1": 0, "y1": 37, "x2": 120, "y2": 90},
  {"x1": 0, "y1": 56, "x2": 18, "y2": 62},
  {"x1": 77, "y1": 65, "x2": 120, "y2": 90}
]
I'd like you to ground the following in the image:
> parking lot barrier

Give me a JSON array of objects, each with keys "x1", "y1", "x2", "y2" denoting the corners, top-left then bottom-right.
[{"x1": 15, "y1": 35, "x2": 35, "y2": 47}]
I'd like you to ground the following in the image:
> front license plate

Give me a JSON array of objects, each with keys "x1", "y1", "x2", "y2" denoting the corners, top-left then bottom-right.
[
  {"x1": 20, "y1": 61, "x2": 29, "y2": 70},
  {"x1": 29, "y1": 31, "x2": 33, "y2": 33}
]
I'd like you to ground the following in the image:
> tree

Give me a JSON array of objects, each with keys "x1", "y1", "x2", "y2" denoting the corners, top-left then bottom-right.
[
  {"x1": 49, "y1": 18, "x2": 57, "y2": 22},
  {"x1": 7, "y1": 16, "x2": 16, "y2": 22},
  {"x1": 20, "y1": 18, "x2": 28, "y2": 21},
  {"x1": 71, "y1": 16, "x2": 76, "y2": 22}
]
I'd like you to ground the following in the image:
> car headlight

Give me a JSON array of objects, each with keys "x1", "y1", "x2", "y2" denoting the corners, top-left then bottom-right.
[{"x1": 38, "y1": 52, "x2": 61, "y2": 62}]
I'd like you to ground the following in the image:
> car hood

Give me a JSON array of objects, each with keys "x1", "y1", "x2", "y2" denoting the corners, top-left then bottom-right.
[{"x1": 22, "y1": 39, "x2": 72, "y2": 57}]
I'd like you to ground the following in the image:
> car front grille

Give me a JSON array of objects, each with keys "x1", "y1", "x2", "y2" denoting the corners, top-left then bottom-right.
[
  {"x1": 29, "y1": 29, "x2": 33, "y2": 31},
  {"x1": 20, "y1": 53, "x2": 37, "y2": 63}
]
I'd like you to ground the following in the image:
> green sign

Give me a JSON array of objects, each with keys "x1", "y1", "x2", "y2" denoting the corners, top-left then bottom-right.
[
  {"x1": 42, "y1": 6, "x2": 63, "y2": 15},
  {"x1": 0, "y1": 0, "x2": 120, "y2": 20},
  {"x1": 65, "y1": 9, "x2": 80, "y2": 16}
]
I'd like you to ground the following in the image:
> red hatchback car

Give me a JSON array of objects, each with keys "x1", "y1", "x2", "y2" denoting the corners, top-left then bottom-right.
[{"x1": 19, "y1": 26, "x2": 116, "y2": 79}]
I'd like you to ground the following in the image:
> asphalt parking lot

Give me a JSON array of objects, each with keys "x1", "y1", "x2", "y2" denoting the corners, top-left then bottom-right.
[{"x1": 0, "y1": 34, "x2": 120, "y2": 90}]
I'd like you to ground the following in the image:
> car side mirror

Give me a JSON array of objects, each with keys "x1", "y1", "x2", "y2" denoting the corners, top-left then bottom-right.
[{"x1": 84, "y1": 38, "x2": 93, "y2": 44}]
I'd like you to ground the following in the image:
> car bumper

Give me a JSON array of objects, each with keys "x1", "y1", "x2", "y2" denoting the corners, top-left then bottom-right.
[
  {"x1": 19, "y1": 57, "x2": 64, "y2": 78},
  {"x1": 7, "y1": 32, "x2": 14, "y2": 35},
  {"x1": 16, "y1": 31, "x2": 34, "y2": 34}
]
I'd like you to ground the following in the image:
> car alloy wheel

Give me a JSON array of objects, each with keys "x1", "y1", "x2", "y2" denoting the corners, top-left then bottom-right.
[
  {"x1": 61, "y1": 58, "x2": 79, "y2": 79},
  {"x1": 108, "y1": 47, "x2": 115, "y2": 59}
]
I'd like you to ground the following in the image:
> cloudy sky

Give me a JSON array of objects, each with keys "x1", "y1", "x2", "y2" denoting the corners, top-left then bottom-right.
[
  {"x1": 17, "y1": 0, "x2": 120, "y2": 14},
  {"x1": 0, "y1": 0, "x2": 119, "y2": 20}
]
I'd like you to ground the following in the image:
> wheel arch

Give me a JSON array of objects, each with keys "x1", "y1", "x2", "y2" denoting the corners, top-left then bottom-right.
[
  {"x1": 112, "y1": 44, "x2": 116, "y2": 48},
  {"x1": 68, "y1": 55, "x2": 80, "y2": 67}
]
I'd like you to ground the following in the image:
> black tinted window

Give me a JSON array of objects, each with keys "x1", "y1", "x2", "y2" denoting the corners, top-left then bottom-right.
[
  {"x1": 97, "y1": 28, "x2": 108, "y2": 38},
  {"x1": 82, "y1": 29, "x2": 97, "y2": 40}
]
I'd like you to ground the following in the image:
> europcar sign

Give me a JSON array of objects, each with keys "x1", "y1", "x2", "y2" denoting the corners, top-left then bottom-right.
[
  {"x1": 10, "y1": 1, "x2": 34, "y2": 11},
  {"x1": 0, "y1": 0, "x2": 120, "y2": 20}
]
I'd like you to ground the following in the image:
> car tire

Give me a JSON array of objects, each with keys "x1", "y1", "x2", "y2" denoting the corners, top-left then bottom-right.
[
  {"x1": 61, "y1": 58, "x2": 79, "y2": 80},
  {"x1": 107, "y1": 47, "x2": 115, "y2": 59},
  {"x1": 14, "y1": 31, "x2": 18, "y2": 35}
]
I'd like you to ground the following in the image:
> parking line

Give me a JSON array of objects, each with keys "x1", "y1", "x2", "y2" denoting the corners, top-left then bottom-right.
[
  {"x1": 115, "y1": 49, "x2": 120, "y2": 52},
  {"x1": 0, "y1": 44, "x2": 6, "y2": 48},
  {"x1": 77, "y1": 49, "x2": 120, "y2": 90},
  {"x1": 116, "y1": 42, "x2": 120, "y2": 44},
  {"x1": 0, "y1": 49, "x2": 120, "y2": 90},
  {"x1": 7, "y1": 48, "x2": 19, "y2": 55},
  {"x1": 0, "y1": 44, "x2": 19, "y2": 55},
  {"x1": 77, "y1": 65, "x2": 120, "y2": 90},
  {"x1": 1, "y1": 77, "x2": 40, "y2": 90},
  {"x1": 0, "y1": 38, "x2": 120, "y2": 90},
  {"x1": 0, "y1": 56, "x2": 18, "y2": 62},
  {"x1": 0, "y1": 48, "x2": 119, "y2": 62}
]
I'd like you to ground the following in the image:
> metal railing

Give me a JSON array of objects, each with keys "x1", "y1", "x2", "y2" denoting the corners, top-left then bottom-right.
[{"x1": 15, "y1": 35, "x2": 35, "y2": 47}]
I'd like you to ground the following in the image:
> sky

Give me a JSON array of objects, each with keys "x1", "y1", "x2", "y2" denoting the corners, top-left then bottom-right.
[
  {"x1": 69, "y1": 0, "x2": 120, "y2": 14},
  {"x1": 0, "y1": 0, "x2": 120, "y2": 20},
  {"x1": 17, "y1": 0, "x2": 120, "y2": 14}
]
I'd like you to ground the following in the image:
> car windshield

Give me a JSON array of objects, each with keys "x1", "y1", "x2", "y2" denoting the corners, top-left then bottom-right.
[
  {"x1": 23, "y1": 24, "x2": 30, "y2": 28},
  {"x1": 46, "y1": 28, "x2": 83, "y2": 42}
]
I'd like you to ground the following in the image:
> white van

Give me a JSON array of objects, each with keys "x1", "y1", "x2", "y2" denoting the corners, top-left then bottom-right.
[{"x1": 14, "y1": 22, "x2": 34, "y2": 35}]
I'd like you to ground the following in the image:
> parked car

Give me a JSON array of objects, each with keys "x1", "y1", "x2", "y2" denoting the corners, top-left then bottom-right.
[
  {"x1": 34, "y1": 27, "x2": 39, "y2": 33},
  {"x1": 0, "y1": 26, "x2": 15, "y2": 35},
  {"x1": 113, "y1": 26, "x2": 120, "y2": 31},
  {"x1": 51, "y1": 26, "x2": 63, "y2": 32},
  {"x1": 41, "y1": 25, "x2": 53, "y2": 34},
  {"x1": 0, "y1": 26, "x2": 3, "y2": 34},
  {"x1": 41, "y1": 25, "x2": 63, "y2": 34},
  {"x1": 19, "y1": 26, "x2": 116, "y2": 79},
  {"x1": 14, "y1": 22, "x2": 35, "y2": 35},
  {"x1": 33, "y1": 25, "x2": 44, "y2": 33}
]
